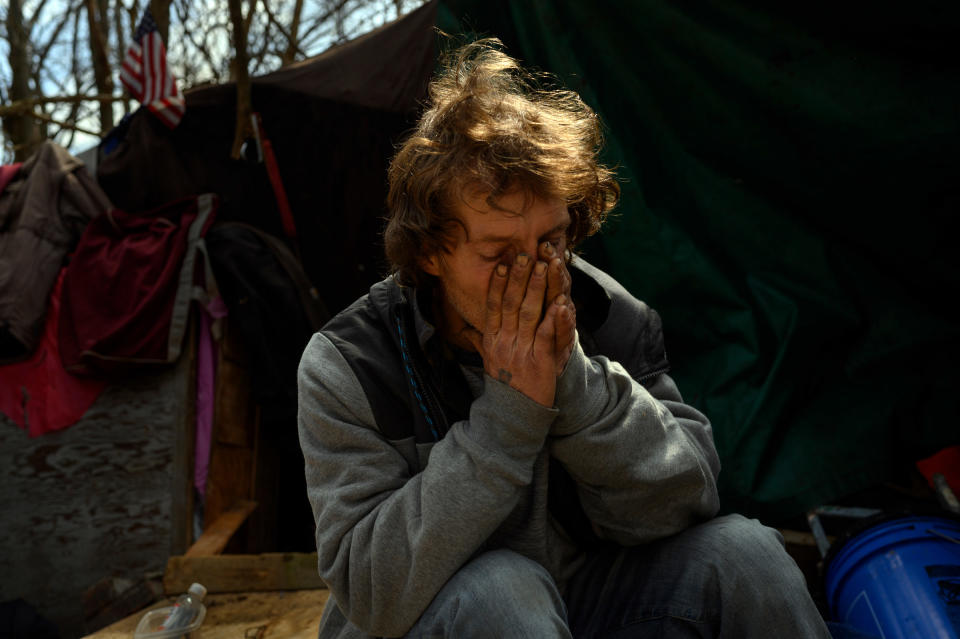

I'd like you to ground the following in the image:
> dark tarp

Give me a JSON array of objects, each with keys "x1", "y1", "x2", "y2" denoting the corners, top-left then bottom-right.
[
  {"x1": 97, "y1": 0, "x2": 438, "y2": 316},
  {"x1": 438, "y1": 0, "x2": 960, "y2": 521},
  {"x1": 188, "y1": 0, "x2": 436, "y2": 113}
]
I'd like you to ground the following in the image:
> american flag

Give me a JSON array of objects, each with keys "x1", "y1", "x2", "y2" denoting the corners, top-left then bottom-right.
[{"x1": 119, "y1": 9, "x2": 185, "y2": 129}]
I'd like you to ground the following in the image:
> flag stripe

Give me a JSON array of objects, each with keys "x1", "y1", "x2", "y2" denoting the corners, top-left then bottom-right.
[
  {"x1": 119, "y1": 9, "x2": 184, "y2": 128},
  {"x1": 120, "y1": 72, "x2": 142, "y2": 96},
  {"x1": 155, "y1": 37, "x2": 166, "y2": 107}
]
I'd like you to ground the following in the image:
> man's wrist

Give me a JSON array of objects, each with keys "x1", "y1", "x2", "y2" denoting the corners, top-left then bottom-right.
[
  {"x1": 457, "y1": 375, "x2": 557, "y2": 461},
  {"x1": 551, "y1": 341, "x2": 602, "y2": 436}
]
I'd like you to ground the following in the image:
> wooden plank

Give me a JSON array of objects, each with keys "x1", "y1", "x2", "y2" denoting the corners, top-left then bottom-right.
[
  {"x1": 82, "y1": 589, "x2": 330, "y2": 639},
  {"x1": 213, "y1": 322, "x2": 256, "y2": 448},
  {"x1": 203, "y1": 321, "x2": 259, "y2": 541},
  {"x1": 186, "y1": 499, "x2": 259, "y2": 557},
  {"x1": 171, "y1": 319, "x2": 198, "y2": 555},
  {"x1": 204, "y1": 444, "x2": 256, "y2": 526},
  {"x1": 164, "y1": 552, "x2": 324, "y2": 594},
  {"x1": 83, "y1": 576, "x2": 164, "y2": 632},
  {"x1": 780, "y1": 528, "x2": 835, "y2": 548}
]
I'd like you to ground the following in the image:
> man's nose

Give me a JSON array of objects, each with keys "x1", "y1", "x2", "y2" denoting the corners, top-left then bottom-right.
[
  {"x1": 515, "y1": 240, "x2": 543, "y2": 263},
  {"x1": 501, "y1": 237, "x2": 547, "y2": 266}
]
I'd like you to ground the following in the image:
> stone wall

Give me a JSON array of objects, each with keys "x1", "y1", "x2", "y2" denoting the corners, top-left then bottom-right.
[{"x1": 0, "y1": 354, "x2": 193, "y2": 638}]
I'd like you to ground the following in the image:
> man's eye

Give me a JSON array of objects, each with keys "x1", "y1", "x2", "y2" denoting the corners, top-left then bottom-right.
[{"x1": 480, "y1": 253, "x2": 503, "y2": 262}]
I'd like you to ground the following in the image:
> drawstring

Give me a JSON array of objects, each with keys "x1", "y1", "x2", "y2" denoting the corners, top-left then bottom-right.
[{"x1": 396, "y1": 316, "x2": 439, "y2": 441}]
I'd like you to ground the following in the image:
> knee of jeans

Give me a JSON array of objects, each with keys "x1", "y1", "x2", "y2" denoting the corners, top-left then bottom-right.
[
  {"x1": 433, "y1": 549, "x2": 566, "y2": 623},
  {"x1": 716, "y1": 514, "x2": 784, "y2": 552},
  {"x1": 705, "y1": 515, "x2": 804, "y2": 587}
]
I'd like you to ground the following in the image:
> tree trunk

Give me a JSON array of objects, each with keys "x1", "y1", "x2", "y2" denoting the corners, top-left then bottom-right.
[
  {"x1": 227, "y1": 0, "x2": 252, "y2": 159},
  {"x1": 3, "y1": 0, "x2": 43, "y2": 161},
  {"x1": 114, "y1": 0, "x2": 130, "y2": 116},
  {"x1": 281, "y1": 0, "x2": 306, "y2": 66},
  {"x1": 149, "y1": 0, "x2": 173, "y2": 45},
  {"x1": 85, "y1": 0, "x2": 114, "y2": 133}
]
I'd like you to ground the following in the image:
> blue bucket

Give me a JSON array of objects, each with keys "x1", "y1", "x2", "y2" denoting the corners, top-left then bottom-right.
[{"x1": 825, "y1": 515, "x2": 960, "y2": 639}]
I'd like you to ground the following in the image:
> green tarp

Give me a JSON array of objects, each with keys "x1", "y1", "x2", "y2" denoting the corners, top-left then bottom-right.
[{"x1": 438, "y1": 0, "x2": 960, "y2": 521}]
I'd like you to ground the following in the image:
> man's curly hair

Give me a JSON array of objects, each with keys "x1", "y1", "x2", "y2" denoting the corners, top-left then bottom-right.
[{"x1": 384, "y1": 38, "x2": 620, "y2": 286}]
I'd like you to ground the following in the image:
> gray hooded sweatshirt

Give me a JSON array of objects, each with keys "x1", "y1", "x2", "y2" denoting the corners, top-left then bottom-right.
[{"x1": 297, "y1": 257, "x2": 721, "y2": 638}]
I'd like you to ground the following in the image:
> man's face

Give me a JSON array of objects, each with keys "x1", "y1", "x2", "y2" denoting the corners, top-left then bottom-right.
[{"x1": 421, "y1": 188, "x2": 571, "y2": 351}]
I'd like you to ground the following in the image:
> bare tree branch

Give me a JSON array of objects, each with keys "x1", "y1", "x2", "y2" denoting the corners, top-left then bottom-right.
[
  {"x1": 67, "y1": 5, "x2": 84, "y2": 139},
  {"x1": 113, "y1": 0, "x2": 127, "y2": 66},
  {"x1": 260, "y1": 0, "x2": 306, "y2": 64},
  {"x1": 298, "y1": 22, "x2": 341, "y2": 53},
  {"x1": 26, "y1": 0, "x2": 52, "y2": 33},
  {"x1": 179, "y1": 19, "x2": 225, "y2": 83},
  {"x1": 0, "y1": 94, "x2": 126, "y2": 117},
  {"x1": 125, "y1": 0, "x2": 138, "y2": 41},
  {"x1": 285, "y1": 0, "x2": 306, "y2": 63},
  {"x1": 242, "y1": 0, "x2": 257, "y2": 40},
  {"x1": 114, "y1": 0, "x2": 131, "y2": 116},
  {"x1": 20, "y1": 108, "x2": 101, "y2": 136},
  {"x1": 85, "y1": 0, "x2": 115, "y2": 133},
  {"x1": 174, "y1": 0, "x2": 237, "y2": 85},
  {"x1": 33, "y1": 1, "x2": 81, "y2": 70},
  {"x1": 298, "y1": 0, "x2": 353, "y2": 43},
  {"x1": 64, "y1": 111, "x2": 79, "y2": 148}
]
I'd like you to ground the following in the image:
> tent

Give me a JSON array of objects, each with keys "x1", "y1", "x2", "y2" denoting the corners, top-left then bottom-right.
[
  {"x1": 89, "y1": 0, "x2": 441, "y2": 557},
  {"x1": 93, "y1": 0, "x2": 960, "y2": 523},
  {"x1": 437, "y1": 0, "x2": 960, "y2": 520},
  {"x1": 97, "y1": 0, "x2": 438, "y2": 318}
]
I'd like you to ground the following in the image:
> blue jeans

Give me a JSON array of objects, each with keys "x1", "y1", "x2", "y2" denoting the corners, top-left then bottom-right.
[{"x1": 404, "y1": 514, "x2": 833, "y2": 638}]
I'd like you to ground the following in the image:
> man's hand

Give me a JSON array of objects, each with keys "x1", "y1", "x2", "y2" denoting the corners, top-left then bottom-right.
[
  {"x1": 539, "y1": 241, "x2": 576, "y2": 375},
  {"x1": 465, "y1": 253, "x2": 569, "y2": 407}
]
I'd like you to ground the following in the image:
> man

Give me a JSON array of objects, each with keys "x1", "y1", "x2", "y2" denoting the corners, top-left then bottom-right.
[{"x1": 298, "y1": 39, "x2": 832, "y2": 638}]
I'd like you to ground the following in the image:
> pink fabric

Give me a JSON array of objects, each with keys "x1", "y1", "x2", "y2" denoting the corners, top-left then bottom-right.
[
  {"x1": 0, "y1": 268, "x2": 107, "y2": 436},
  {"x1": 0, "y1": 163, "x2": 22, "y2": 192},
  {"x1": 194, "y1": 296, "x2": 228, "y2": 499}
]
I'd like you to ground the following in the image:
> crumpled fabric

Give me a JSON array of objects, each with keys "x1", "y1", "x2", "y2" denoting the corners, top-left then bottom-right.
[
  {"x1": 0, "y1": 268, "x2": 106, "y2": 436},
  {"x1": 0, "y1": 142, "x2": 111, "y2": 362}
]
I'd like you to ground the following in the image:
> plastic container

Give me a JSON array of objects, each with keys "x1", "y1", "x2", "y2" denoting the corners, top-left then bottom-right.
[
  {"x1": 824, "y1": 515, "x2": 960, "y2": 639},
  {"x1": 133, "y1": 582, "x2": 207, "y2": 638}
]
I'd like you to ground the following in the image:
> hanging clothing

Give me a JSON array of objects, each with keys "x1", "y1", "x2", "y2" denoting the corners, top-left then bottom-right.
[
  {"x1": 0, "y1": 268, "x2": 107, "y2": 437},
  {"x1": 194, "y1": 296, "x2": 228, "y2": 500},
  {"x1": 58, "y1": 193, "x2": 219, "y2": 375},
  {"x1": 0, "y1": 142, "x2": 111, "y2": 362},
  {"x1": 0, "y1": 163, "x2": 22, "y2": 192}
]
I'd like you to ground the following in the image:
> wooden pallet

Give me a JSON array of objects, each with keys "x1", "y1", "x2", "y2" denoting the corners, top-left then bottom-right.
[
  {"x1": 83, "y1": 498, "x2": 329, "y2": 638},
  {"x1": 82, "y1": 589, "x2": 330, "y2": 639}
]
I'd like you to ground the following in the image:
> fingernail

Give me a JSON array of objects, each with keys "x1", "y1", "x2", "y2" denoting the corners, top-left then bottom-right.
[
  {"x1": 516, "y1": 254, "x2": 529, "y2": 266},
  {"x1": 496, "y1": 264, "x2": 507, "y2": 276},
  {"x1": 534, "y1": 261, "x2": 546, "y2": 275},
  {"x1": 556, "y1": 294, "x2": 567, "y2": 305},
  {"x1": 543, "y1": 241, "x2": 555, "y2": 256}
]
